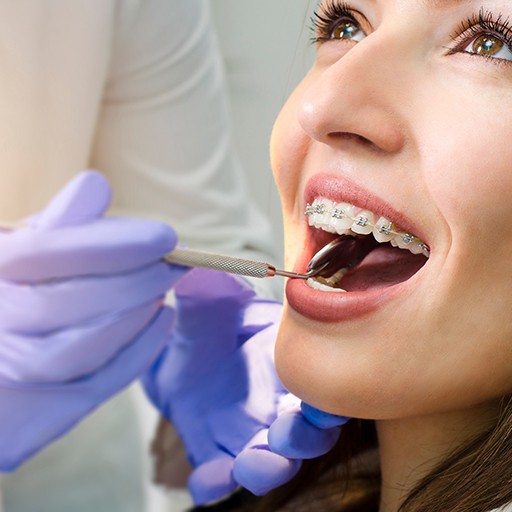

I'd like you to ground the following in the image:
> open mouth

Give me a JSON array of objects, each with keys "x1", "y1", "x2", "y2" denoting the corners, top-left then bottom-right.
[{"x1": 305, "y1": 197, "x2": 430, "y2": 293}]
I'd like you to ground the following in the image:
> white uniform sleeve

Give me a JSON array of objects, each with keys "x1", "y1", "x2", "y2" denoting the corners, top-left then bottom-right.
[{"x1": 91, "y1": 0, "x2": 281, "y2": 298}]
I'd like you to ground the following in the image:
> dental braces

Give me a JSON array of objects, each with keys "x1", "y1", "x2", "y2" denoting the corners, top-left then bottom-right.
[{"x1": 305, "y1": 201, "x2": 430, "y2": 258}]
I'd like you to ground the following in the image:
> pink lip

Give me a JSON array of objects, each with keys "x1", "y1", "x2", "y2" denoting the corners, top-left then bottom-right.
[
  {"x1": 285, "y1": 173, "x2": 429, "y2": 323},
  {"x1": 286, "y1": 277, "x2": 416, "y2": 322}
]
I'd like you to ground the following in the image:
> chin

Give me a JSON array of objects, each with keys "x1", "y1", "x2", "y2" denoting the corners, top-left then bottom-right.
[{"x1": 274, "y1": 302, "x2": 506, "y2": 421}]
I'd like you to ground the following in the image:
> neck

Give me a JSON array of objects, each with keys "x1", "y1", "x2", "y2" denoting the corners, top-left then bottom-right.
[{"x1": 375, "y1": 401, "x2": 499, "y2": 512}]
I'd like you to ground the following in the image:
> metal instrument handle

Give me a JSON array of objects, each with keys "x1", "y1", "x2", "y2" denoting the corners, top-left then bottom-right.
[{"x1": 165, "y1": 247, "x2": 311, "y2": 280}]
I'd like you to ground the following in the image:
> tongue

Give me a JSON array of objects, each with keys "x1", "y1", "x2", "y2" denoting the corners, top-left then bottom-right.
[{"x1": 339, "y1": 245, "x2": 426, "y2": 291}]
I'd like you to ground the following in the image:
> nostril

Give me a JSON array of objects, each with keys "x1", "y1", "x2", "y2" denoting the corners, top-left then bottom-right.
[
  {"x1": 328, "y1": 129, "x2": 403, "y2": 153},
  {"x1": 328, "y1": 132, "x2": 377, "y2": 149}
]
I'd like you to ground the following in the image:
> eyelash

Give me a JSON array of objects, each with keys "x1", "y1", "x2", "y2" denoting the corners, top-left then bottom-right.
[
  {"x1": 448, "y1": 9, "x2": 512, "y2": 63},
  {"x1": 310, "y1": 2, "x2": 512, "y2": 65},
  {"x1": 309, "y1": 1, "x2": 359, "y2": 45}
]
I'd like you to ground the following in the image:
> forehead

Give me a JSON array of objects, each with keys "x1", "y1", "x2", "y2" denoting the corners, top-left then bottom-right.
[
  {"x1": 316, "y1": 0, "x2": 483, "y2": 10},
  {"x1": 419, "y1": 0, "x2": 471, "y2": 5},
  {"x1": 363, "y1": 0, "x2": 495, "y2": 14},
  {"x1": 355, "y1": 0, "x2": 479, "y2": 6}
]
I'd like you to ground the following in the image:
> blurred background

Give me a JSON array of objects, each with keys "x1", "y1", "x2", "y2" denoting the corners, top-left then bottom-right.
[{"x1": 212, "y1": 0, "x2": 315, "y2": 264}]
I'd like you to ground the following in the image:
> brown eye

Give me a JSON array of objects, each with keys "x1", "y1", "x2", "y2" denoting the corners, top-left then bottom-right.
[
  {"x1": 331, "y1": 19, "x2": 365, "y2": 42},
  {"x1": 458, "y1": 31, "x2": 512, "y2": 62},
  {"x1": 472, "y1": 34, "x2": 504, "y2": 56}
]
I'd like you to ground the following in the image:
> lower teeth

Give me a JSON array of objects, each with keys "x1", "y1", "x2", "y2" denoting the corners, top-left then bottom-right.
[{"x1": 307, "y1": 278, "x2": 347, "y2": 293}]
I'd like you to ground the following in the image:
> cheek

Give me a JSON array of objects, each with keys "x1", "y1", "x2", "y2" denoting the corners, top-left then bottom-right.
[
  {"x1": 418, "y1": 80, "x2": 512, "y2": 228},
  {"x1": 419, "y1": 90, "x2": 512, "y2": 312},
  {"x1": 270, "y1": 90, "x2": 311, "y2": 216},
  {"x1": 275, "y1": 307, "x2": 422, "y2": 418},
  {"x1": 276, "y1": 306, "x2": 512, "y2": 419}
]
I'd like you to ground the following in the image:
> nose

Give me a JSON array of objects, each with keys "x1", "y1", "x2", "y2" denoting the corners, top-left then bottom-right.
[{"x1": 298, "y1": 34, "x2": 408, "y2": 154}]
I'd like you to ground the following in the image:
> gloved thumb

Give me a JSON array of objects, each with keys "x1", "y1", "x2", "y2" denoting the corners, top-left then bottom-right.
[{"x1": 31, "y1": 171, "x2": 111, "y2": 230}]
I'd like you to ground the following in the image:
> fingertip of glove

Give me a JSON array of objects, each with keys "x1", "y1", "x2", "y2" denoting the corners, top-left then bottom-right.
[
  {"x1": 188, "y1": 456, "x2": 238, "y2": 506},
  {"x1": 268, "y1": 411, "x2": 341, "y2": 459},
  {"x1": 35, "y1": 171, "x2": 111, "y2": 230},
  {"x1": 300, "y1": 402, "x2": 350, "y2": 429},
  {"x1": 144, "y1": 220, "x2": 178, "y2": 255},
  {"x1": 233, "y1": 447, "x2": 302, "y2": 496}
]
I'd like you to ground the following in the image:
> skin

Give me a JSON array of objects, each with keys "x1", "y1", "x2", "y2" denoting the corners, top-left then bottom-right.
[{"x1": 271, "y1": 0, "x2": 512, "y2": 509}]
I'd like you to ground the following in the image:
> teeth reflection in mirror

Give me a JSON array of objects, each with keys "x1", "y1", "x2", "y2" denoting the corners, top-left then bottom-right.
[{"x1": 307, "y1": 278, "x2": 347, "y2": 293}]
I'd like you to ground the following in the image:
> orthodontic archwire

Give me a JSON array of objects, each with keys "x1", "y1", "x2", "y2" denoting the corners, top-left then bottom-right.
[{"x1": 305, "y1": 201, "x2": 430, "y2": 258}]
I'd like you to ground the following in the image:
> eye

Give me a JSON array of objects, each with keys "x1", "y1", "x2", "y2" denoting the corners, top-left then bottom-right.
[
  {"x1": 448, "y1": 9, "x2": 512, "y2": 64},
  {"x1": 310, "y1": 2, "x2": 368, "y2": 45},
  {"x1": 331, "y1": 18, "x2": 365, "y2": 42},
  {"x1": 462, "y1": 33, "x2": 512, "y2": 61}
]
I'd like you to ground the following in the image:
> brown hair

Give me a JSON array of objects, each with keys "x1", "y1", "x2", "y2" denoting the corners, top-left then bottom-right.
[{"x1": 397, "y1": 395, "x2": 512, "y2": 512}]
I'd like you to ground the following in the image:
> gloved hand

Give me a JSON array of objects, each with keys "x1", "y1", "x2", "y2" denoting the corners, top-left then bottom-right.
[
  {"x1": 0, "y1": 171, "x2": 185, "y2": 471},
  {"x1": 233, "y1": 399, "x2": 349, "y2": 497},
  {"x1": 143, "y1": 268, "x2": 348, "y2": 505}
]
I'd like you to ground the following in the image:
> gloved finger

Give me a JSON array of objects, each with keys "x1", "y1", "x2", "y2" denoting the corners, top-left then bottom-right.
[
  {"x1": 207, "y1": 403, "x2": 268, "y2": 457},
  {"x1": 150, "y1": 321, "x2": 281, "y2": 424},
  {"x1": 203, "y1": 330, "x2": 282, "y2": 455},
  {"x1": 267, "y1": 410, "x2": 341, "y2": 459},
  {"x1": 0, "y1": 300, "x2": 164, "y2": 383},
  {"x1": 32, "y1": 171, "x2": 111, "y2": 230},
  {"x1": 239, "y1": 299, "x2": 283, "y2": 341},
  {"x1": 0, "y1": 306, "x2": 174, "y2": 470},
  {"x1": 0, "y1": 217, "x2": 177, "y2": 282},
  {"x1": 0, "y1": 262, "x2": 183, "y2": 333},
  {"x1": 188, "y1": 455, "x2": 238, "y2": 505},
  {"x1": 81, "y1": 305, "x2": 175, "y2": 393},
  {"x1": 201, "y1": 324, "x2": 283, "y2": 441},
  {"x1": 300, "y1": 402, "x2": 350, "y2": 429},
  {"x1": 233, "y1": 444, "x2": 302, "y2": 496},
  {"x1": 173, "y1": 269, "x2": 256, "y2": 357}
]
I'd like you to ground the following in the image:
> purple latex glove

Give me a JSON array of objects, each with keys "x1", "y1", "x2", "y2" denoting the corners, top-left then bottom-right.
[
  {"x1": 143, "y1": 269, "x2": 348, "y2": 505},
  {"x1": 233, "y1": 402, "x2": 349, "y2": 496},
  {"x1": 0, "y1": 171, "x2": 185, "y2": 470}
]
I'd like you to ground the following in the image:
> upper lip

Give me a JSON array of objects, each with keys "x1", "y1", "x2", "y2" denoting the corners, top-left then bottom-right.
[{"x1": 304, "y1": 172, "x2": 430, "y2": 247}]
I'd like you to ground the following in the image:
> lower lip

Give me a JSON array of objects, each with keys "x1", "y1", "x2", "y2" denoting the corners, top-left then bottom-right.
[{"x1": 285, "y1": 277, "x2": 410, "y2": 323}]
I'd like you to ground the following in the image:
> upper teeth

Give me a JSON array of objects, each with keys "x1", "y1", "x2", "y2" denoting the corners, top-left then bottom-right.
[{"x1": 305, "y1": 197, "x2": 430, "y2": 258}]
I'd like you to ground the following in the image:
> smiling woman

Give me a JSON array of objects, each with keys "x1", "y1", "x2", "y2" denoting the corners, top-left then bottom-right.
[{"x1": 199, "y1": 0, "x2": 512, "y2": 511}]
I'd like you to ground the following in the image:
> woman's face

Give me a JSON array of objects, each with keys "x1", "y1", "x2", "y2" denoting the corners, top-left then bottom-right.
[{"x1": 272, "y1": 0, "x2": 512, "y2": 419}]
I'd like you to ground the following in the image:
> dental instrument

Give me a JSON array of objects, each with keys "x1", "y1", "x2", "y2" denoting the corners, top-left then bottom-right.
[{"x1": 164, "y1": 235, "x2": 362, "y2": 280}]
